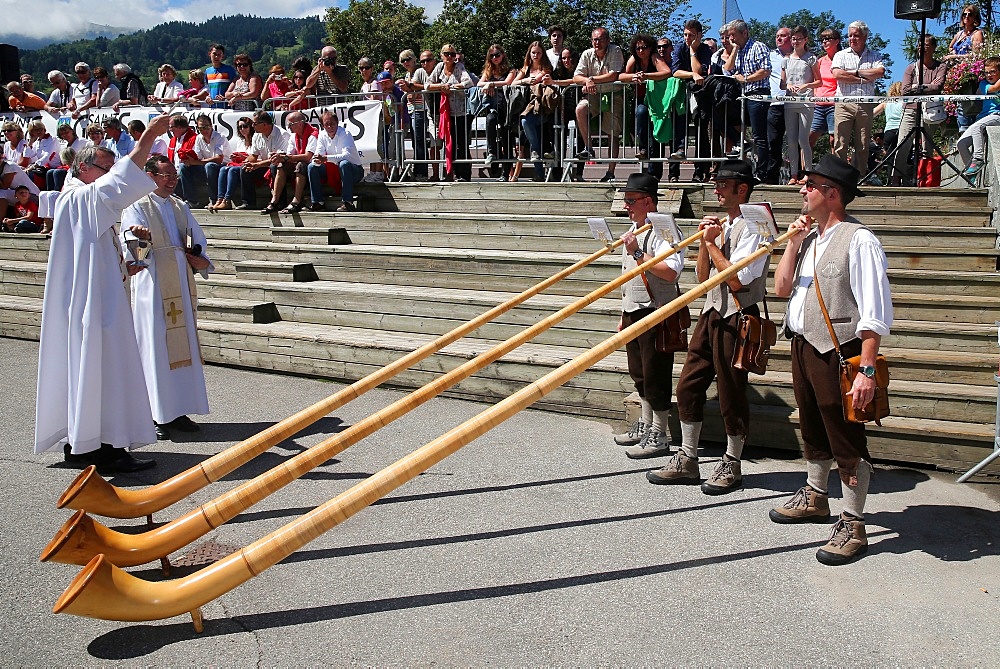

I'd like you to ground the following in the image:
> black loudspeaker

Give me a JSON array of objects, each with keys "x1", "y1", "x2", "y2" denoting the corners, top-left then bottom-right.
[
  {"x1": 894, "y1": 0, "x2": 941, "y2": 20},
  {"x1": 0, "y1": 44, "x2": 19, "y2": 82}
]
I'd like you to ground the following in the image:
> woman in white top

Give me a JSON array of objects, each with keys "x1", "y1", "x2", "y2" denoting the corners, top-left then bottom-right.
[
  {"x1": 780, "y1": 26, "x2": 820, "y2": 184},
  {"x1": 191, "y1": 114, "x2": 230, "y2": 209},
  {"x1": 2, "y1": 122, "x2": 29, "y2": 168},
  {"x1": 91, "y1": 67, "x2": 121, "y2": 109},
  {"x1": 210, "y1": 116, "x2": 255, "y2": 211},
  {"x1": 149, "y1": 64, "x2": 185, "y2": 103}
]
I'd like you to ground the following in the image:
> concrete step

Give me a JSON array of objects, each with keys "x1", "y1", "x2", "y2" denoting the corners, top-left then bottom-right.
[
  {"x1": 197, "y1": 297, "x2": 281, "y2": 324},
  {"x1": 355, "y1": 182, "x2": 619, "y2": 216},
  {"x1": 0, "y1": 294, "x2": 41, "y2": 339},
  {"x1": 233, "y1": 260, "x2": 319, "y2": 282},
  {"x1": 0, "y1": 260, "x2": 47, "y2": 298},
  {"x1": 701, "y1": 201, "x2": 994, "y2": 227}
]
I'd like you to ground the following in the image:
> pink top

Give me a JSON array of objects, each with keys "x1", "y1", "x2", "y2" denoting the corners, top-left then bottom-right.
[{"x1": 815, "y1": 55, "x2": 837, "y2": 106}]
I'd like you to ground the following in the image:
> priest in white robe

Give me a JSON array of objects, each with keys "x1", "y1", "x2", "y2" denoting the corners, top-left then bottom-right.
[
  {"x1": 121, "y1": 155, "x2": 213, "y2": 440},
  {"x1": 34, "y1": 114, "x2": 173, "y2": 475}
]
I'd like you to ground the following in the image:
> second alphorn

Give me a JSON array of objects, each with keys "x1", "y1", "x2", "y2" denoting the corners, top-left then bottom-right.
[
  {"x1": 53, "y1": 230, "x2": 793, "y2": 626},
  {"x1": 57, "y1": 224, "x2": 646, "y2": 519},
  {"x1": 42, "y1": 228, "x2": 703, "y2": 567}
]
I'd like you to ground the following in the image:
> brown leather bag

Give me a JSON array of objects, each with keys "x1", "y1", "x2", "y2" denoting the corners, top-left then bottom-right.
[
  {"x1": 639, "y1": 263, "x2": 689, "y2": 353},
  {"x1": 732, "y1": 304, "x2": 777, "y2": 375},
  {"x1": 812, "y1": 242, "x2": 890, "y2": 425}
]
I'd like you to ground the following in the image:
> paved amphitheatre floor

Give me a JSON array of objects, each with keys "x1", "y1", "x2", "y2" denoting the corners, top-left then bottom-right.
[{"x1": 3, "y1": 336, "x2": 999, "y2": 665}]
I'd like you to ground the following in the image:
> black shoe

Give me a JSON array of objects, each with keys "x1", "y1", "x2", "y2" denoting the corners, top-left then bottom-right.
[
  {"x1": 154, "y1": 422, "x2": 170, "y2": 440},
  {"x1": 168, "y1": 415, "x2": 200, "y2": 432},
  {"x1": 598, "y1": 172, "x2": 615, "y2": 183},
  {"x1": 63, "y1": 444, "x2": 99, "y2": 468},
  {"x1": 96, "y1": 449, "x2": 156, "y2": 475}
]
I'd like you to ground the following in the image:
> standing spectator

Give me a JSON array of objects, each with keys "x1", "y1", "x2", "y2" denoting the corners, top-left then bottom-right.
[
  {"x1": 44, "y1": 70, "x2": 72, "y2": 112},
  {"x1": 427, "y1": 44, "x2": 474, "y2": 182},
  {"x1": 149, "y1": 64, "x2": 185, "y2": 103},
  {"x1": 306, "y1": 46, "x2": 351, "y2": 102},
  {"x1": 552, "y1": 47, "x2": 579, "y2": 181},
  {"x1": 780, "y1": 26, "x2": 820, "y2": 184},
  {"x1": 208, "y1": 116, "x2": 254, "y2": 211},
  {"x1": 7, "y1": 80, "x2": 45, "y2": 111},
  {"x1": 809, "y1": 29, "x2": 841, "y2": 154},
  {"x1": 91, "y1": 67, "x2": 121, "y2": 110},
  {"x1": 225, "y1": 54, "x2": 263, "y2": 111},
  {"x1": 893, "y1": 34, "x2": 947, "y2": 185},
  {"x1": 242, "y1": 110, "x2": 290, "y2": 211},
  {"x1": 514, "y1": 41, "x2": 556, "y2": 180},
  {"x1": 206, "y1": 44, "x2": 238, "y2": 108},
  {"x1": 946, "y1": 4, "x2": 985, "y2": 131},
  {"x1": 574, "y1": 26, "x2": 626, "y2": 182},
  {"x1": 958, "y1": 56, "x2": 1000, "y2": 176},
  {"x1": 711, "y1": 24, "x2": 735, "y2": 75},
  {"x1": 724, "y1": 20, "x2": 772, "y2": 182},
  {"x1": 359, "y1": 57, "x2": 379, "y2": 97},
  {"x1": 771, "y1": 154, "x2": 893, "y2": 566},
  {"x1": 19, "y1": 73, "x2": 36, "y2": 94},
  {"x1": 398, "y1": 49, "x2": 432, "y2": 180},
  {"x1": 180, "y1": 69, "x2": 211, "y2": 106},
  {"x1": 765, "y1": 27, "x2": 793, "y2": 184},
  {"x1": 671, "y1": 19, "x2": 713, "y2": 182},
  {"x1": 831, "y1": 21, "x2": 884, "y2": 173},
  {"x1": 262, "y1": 64, "x2": 293, "y2": 110},
  {"x1": 308, "y1": 110, "x2": 364, "y2": 211},
  {"x1": 102, "y1": 117, "x2": 136, "y2": 161},
  {"x1": 68, "y1": 62, "x2": 99, "y2": 119},
  {"x1": 621, "y1": 33, "x2": 671, "y2": 179},
  {"x1": 546, "y1": 25, "x2": 566, "y2": 68},
  {"x1": 186, "y1": 114, "x2": 230, "y2": 209},
  {"x1": 478, "y1": 44, "x2": 518, "y2": 176},
  {"x1": 112, "y1": 64, "x2": 148, "y2": 109}
]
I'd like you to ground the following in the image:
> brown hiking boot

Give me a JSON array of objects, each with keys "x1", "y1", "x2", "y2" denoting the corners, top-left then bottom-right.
[
  {"x1": 816, "y1": 513, "x2": 868, "y2": 565},
  {"x1": 701, "y1": 455, "x2": 742, "y2": 495},
  {"x1": 768, "y1": 486, "x2": 831, "y2": 524},
  {"x1": 646, "y1": 451, "x2": 700, "y2": 485},
  {"x1": 625, "y1": 429, "x2": 670, "y2": 459}
]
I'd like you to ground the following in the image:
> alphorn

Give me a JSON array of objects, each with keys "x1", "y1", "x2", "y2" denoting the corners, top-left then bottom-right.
[
  {"x1": 53, "y1": 229, "x2": 794, "y2": 626},
  {"x1": 42, "y1": 228, "x2": 704, "y2": 567},
  {"x1": 57, "y1": 224, "x2": 650, "y2": 520}
]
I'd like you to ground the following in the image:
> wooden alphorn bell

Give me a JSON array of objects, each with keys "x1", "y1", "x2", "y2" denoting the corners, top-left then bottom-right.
[
  {"x1": 41, "y1": 228, "x2": 703, "y2": 568},
  {"x1": 56, "y1": 223, "x2": 651, "y2": 521},
  {"x1": 53, "y1": 229, "x2": 792, "y2": 631}
]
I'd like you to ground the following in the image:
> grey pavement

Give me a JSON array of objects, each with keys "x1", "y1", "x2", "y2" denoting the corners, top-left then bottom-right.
[{"x1": 2, "y1": 336, "x2": 1000, "y2": 665}]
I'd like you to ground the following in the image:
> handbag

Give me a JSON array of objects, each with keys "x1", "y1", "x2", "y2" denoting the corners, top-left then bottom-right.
[
  {"x1": 812, "y1": 241, "x2": 890, "y2": 425},
  {"x1": 731, "y1": 295, "x2": 777, "y2": 375},
  {"x1": 637, "y1": 243, "x2": 689, "y2": 353},
  {"x1": 922, "y1": 98, "x2": 946, "y2": 124}
]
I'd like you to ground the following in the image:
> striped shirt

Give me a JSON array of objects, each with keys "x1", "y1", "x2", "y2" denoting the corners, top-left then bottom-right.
[
  {"x1": 734, "y1": 38, "x2": 771, "y2": 93},
  {"x1": 831, "y1": 47, "x2": 883, "y2": 96}
]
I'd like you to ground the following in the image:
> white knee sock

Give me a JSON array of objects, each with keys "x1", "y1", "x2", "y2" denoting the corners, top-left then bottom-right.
[
  {"x1": 640, "y1": 397, "x2": 653, "y2": 426},
  {"x1": 651, "y1": 408, "x2": 671, "y2": 438},
  {"x1": 680, "y1": 420, "x2": 701, "y2": 459},
  {"x1": 841, "y1": 460, "x2": 872, "y2": 519},
  {"x1": 806, "y1": 459, "x2": 835, "y2": 495},
  {"x1": 725, "y1": 434, "x2": 745, "y2": 460}
]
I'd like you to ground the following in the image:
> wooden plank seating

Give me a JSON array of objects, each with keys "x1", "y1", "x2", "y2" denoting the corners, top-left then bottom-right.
[{"x1": 1, "y1": 182, "x2": 997, "y2": 473}]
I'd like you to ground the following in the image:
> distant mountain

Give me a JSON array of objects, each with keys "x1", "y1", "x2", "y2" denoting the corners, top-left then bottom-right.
[{"x1": 0, "y1": 23, "x2": 137, "y2": 51}]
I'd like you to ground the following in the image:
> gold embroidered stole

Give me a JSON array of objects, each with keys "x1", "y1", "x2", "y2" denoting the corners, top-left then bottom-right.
[{"x1": 135, "y1": 195, "x2": 199, "y2": 369}]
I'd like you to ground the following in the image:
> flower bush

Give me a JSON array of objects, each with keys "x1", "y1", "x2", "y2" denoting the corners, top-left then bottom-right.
[{"x1": 944, "y1": 34, "x2": 1000, "y2": 117}]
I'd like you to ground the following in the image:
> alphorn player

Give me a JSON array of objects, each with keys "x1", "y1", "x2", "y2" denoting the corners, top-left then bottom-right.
[
  {"x1": 121, "y1": 156, "x2": 213, "y2": 441},
  {"x1": 34, "y1": 114, "x2": 174, "y2": 474},
  {"x1": 614, "y1": 172, "x2": 685, "y2": 459},
  {"x1": 771, "y1": 154, "x2": 892, "y2": 566},
  {"x1": 646, "y1": 159, "x2": 772, "y2": 493}
]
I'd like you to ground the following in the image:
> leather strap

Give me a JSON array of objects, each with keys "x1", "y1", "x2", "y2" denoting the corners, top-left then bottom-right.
[{"x1": 811, "y1": 235, "x2": 843, "y2": 361}]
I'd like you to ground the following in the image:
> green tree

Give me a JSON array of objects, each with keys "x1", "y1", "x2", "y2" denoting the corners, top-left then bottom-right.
[
  {"x1": 325, "y1": 0, "x2": 428, "y2": 87},
  {"x1": 936, "y1": 0, "x2": 996, "y2": 33}
]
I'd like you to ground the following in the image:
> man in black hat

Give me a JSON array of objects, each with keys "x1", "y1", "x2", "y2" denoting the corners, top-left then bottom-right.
[
  {"x1": 646, "y1": 159, "x2": 773, "y2": 493},
  {"x1": 771, "y1": 154, "x2": 893, "y2": 565},
  {"x1": 613, "y1": 173, "x2": 686, "y2": 458}
]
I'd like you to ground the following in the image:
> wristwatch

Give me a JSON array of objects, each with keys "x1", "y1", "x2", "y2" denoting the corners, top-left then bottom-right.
[
  {"x1": 859, "y1": 365, "x2": 876, "y2": 378},
  {"x1": 632, "y1": 248, "x2": 644, "y2": 261}
]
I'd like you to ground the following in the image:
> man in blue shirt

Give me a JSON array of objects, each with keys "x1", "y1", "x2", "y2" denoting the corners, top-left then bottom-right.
[
  {"x1": 765, "y1": 27, "x2": 793, "y2": 184},
  {"x1": 102, "y1": 117, "x2": 135, "y2": 160},
  {"x1": 205, "y1": 44, "x2": 238, "y2": 109},
  {"x1": 670, "y1": 19, "x2": 713, "y2": 182}
]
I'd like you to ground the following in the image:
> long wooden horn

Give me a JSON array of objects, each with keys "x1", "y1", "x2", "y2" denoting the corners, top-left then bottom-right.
[
  {"x1": 57, "y1": 223, "x2": 651, "y2": 520},
  {"x1": 53, "y1": 230, "x2": 794, "y2": 625},
  {"x1": 41, "y1": 228, "x2": 703, "y2": 567}
]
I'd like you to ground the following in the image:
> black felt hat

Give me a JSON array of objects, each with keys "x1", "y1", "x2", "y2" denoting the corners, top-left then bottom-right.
[
  {"x1": 713, "y1": 159, "x2": 757, "y2": 184},
  {"x1": 623, "y1": 172, "x2": 660, "y2": 198},
  {"x1": 801, "y1": 154, "x2": 866, "y2": 198}
]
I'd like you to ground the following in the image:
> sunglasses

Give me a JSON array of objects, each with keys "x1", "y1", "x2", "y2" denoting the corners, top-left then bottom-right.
[
  {"x1": 656, "y1": 44, "x2": 670, "y2": 49},
  {"x1": 235, "y1": 62, "x2": 250, "y2": 68},
  {"x1": 359, "y1": 65, "x2": 372, "y2": 71},
  {"x1": 821, "y1": 36, "x2": 838, "y2": 41},
  {"x1": 401, "y1": 57, "x2": 413, "y2": 63},
  {"x1": 635, "y1": 44, "x2": 650, "y2": 51},
  {"x1": 623, "y1": 196, "x2": 648, "y2": 205},
  {"x1": 238, "y1": 124, "x2": 252, "y2": 129},
  {"x1": 442, "y1": 52, "x2": 458, "y2": 57},
  {"x1": 489, "y1": 52, "x2": 503, "y2": 59},
  {"x1": 803, "y1": 179, "x2": 837, "y2": 192},
  {"x1": 963, "y1": 11, "x2": 974, "y2": 15},
  {"x1": 420, "y1": 58, "x2": 434, "y2": 63}
]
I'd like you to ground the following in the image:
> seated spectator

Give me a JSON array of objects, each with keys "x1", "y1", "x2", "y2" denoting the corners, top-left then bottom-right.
[
  {"x1": 91, "y1": 67, "x2": 121, "y2": 109},
  {"x1": 24, "y1": 120, "x2": 61, "y2": 189},
  {"x1": 180, "y1": 69, "x2": 211, "y2": 106},
  {"x1": 49, "y1": 124, "x2": 85, "y2": 191},
  {"x1": 149, "y1": 64, "x2": 185, "y2": 103},
  {"x1": 188, "y1": 114, "x2": 230, "y2": 209},
  {"x1": 0, "y1": 157, "x2": 40, "y2": 220},
  {"x1": 267, "y1": 111, "x2": 316, "y2": 214},
  {"x1": 242, "y1": 110, "x2": 289, "y2": 211},
  {"x1": 620, "y1": 32, "x2": 671, "y2": 180},
  {"x1": 84, "y1": 124, "x2": 109, "y2": 149},
  {"x1": 127, "y1": 119, "x2": 168, "y2": 157},
  {"x1": 262, "y1": 64, "x2": 293, "y2": 110},
  {"x1": 306, "y1": 46, "x2": 351, "y2": 102},
  {"x1": 308, "y1": 110, "x2": 363, "y2": 211},
  {"x1": 166, "y1": 115, "x2": 199, "y2": 204},
  {"x1": 102, "y1": 117, "x2": 136, "y2": 161},
  {"x1": 44, "y1": 70, "x2": 73, "y2": 113},
  {"x1": 1, "y1": 185, "x2": 41, "y2": 233},
  {"x1": 7, "y1": 81, "x2": 45, "y2": 111},
  {"x1": 225, "y1": 54, "x2": 263, "y2": 111},
  {"x1": 209, "y1": 116, "x2": 254, "y2": 211},
  {"x1": 3, "y1": 122, "x2": 29, "y2": 168},
  {"x1": 112, "y1": 63, "x2": 148, "y2": 110},
  {"x1": 958, "y1": 56, "x2": 1000, "y2": 176},
  {"x1": 68, "y1": 62, "x2": 99, "y2": 118}
]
